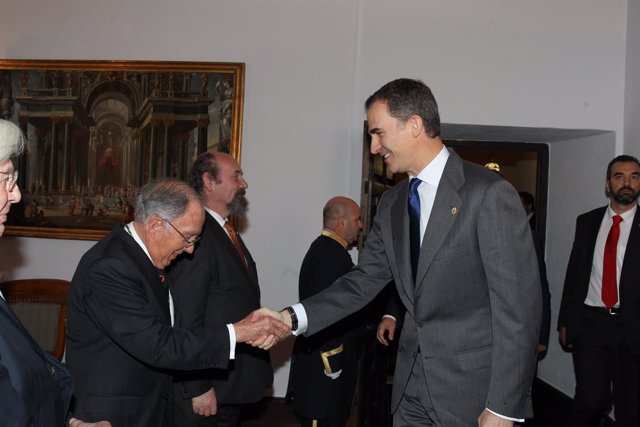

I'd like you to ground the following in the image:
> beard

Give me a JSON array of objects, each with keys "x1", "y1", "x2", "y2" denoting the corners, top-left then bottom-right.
[
  {"x1": 227, "y1": 190, "x2": 248, "y2": 216},
  {"x1": 610, "y1": 186, "x2": 639, "y2": 205}
]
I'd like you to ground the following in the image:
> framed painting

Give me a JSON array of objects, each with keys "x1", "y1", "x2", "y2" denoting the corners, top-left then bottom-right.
[{"x1": 0, "y1": 59, "x2": 244, "y2": 240}]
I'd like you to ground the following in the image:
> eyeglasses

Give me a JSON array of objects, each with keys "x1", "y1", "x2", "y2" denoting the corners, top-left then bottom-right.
[
  {"x1": 162, "y1": 218, "x2": 200, "y2": 247},
  {"x1": 0, "y1": 170, "x2": 18, "y2": 191}
]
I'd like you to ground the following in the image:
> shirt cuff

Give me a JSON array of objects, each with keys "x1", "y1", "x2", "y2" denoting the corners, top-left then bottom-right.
[
  {"x1": 291, "y1": 303, "x2": 308, "y2": 335},
  {"x1": 227, "y1": 323, "x2": 236, "y2": 359},
  {"x1": 382, "y1": 314, "x2": 396, "y2": 321},
  {"x1": 486, "y1": 408, "x2": 523, "y2": 422}
]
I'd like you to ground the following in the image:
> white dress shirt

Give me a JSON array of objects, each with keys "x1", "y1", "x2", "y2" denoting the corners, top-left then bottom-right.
[{"x1": 584, "y1": 204, "x2": 637, "y2": 308}]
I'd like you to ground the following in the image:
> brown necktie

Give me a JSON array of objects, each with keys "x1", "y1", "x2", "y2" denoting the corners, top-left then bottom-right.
[{"x1": 223, "y1": 221, "x2": 248, "y2": 268}]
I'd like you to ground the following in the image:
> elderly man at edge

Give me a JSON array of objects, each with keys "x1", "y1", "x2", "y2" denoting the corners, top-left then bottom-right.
[{"x1": 0, "y1": 119, "x2": 109, "y2": 427}]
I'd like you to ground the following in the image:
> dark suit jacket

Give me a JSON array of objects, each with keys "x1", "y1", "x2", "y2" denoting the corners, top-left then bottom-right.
[
  {"x1": 66, "y1": 226, "x2": 232, "y2": 427},
  {"x1": 169, "y1": 214, "x2": 272, "y2": 405},
  {"x1": 0, "y1": 296, "x2": 73, "y2": 426},
  {"x1": 558, "y1": 206, "x2": 640, "y2": 355},
  {"x1": 301, "y1": 151, "x2": 541, "y2": 423},
  {"x1": 287, "y1": 235, "x2": 365, "y2": 423}
]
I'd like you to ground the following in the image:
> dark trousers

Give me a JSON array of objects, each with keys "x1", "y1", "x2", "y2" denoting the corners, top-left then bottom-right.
[
  {"x1": 171, "y1": 401, "x2": 241, "y2": 427},
  {"x1": 567, "y1": 307, "x2": 640, "y2": 427},
  {"x1": 298, "y1": 415, "x2": 345, "y2": 427}
]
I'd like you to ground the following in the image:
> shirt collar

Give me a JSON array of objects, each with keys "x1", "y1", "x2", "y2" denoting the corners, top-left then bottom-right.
[
  {"x1": 321, "y1": 228, "x2": 349, "y2": 249},
  {"x1": 607, "y1": 203, "x2": 637, "y2": 223},
  {"x1": 204, "y1": 206, "x2": 227, "y2": 227},
  {"x1": 410, "y1": 145, "x2": 449, "y2": 186},
  {"x1": 124, "y1": 221, "x2": 154, "y2": 264}
]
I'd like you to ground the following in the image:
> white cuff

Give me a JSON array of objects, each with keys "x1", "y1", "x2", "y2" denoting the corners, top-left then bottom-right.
[
  {"x1": 486, "y1": 408, "x2": 524, "y2": 422},
  {"x1": 291, "y1": 303, "x2": 308, "y2": 335},
  {"x1": 227, "y1": 323, "x2": 236, "y2": 359}
]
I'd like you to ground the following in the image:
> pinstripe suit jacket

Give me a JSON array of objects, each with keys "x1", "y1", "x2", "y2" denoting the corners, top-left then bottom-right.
[{"x1": 301, "y1": 150, "x2": 541, "y2": 423}]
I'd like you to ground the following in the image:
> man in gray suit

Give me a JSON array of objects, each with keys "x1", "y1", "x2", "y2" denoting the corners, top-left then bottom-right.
[{"x1": 274, "y1": 79, "x2": 541, "y2": 426}]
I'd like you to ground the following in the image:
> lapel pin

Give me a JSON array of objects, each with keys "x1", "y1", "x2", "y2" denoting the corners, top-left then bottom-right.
[{"x1": 451, "y1": 207, "x2": 457, "y2": 215}]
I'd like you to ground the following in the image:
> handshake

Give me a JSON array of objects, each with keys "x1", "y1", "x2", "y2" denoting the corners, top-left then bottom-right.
[{"x1": 233, "y1": 307, "x2": 293, "y2": 350}]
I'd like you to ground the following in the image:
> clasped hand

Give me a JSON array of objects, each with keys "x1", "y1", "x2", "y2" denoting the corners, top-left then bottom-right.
[{"x1": 234, "y1": 307, "x2": 291, "y2": 349}]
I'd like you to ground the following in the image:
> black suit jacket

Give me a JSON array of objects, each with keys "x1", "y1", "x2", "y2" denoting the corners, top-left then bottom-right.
[
  {"x1": 558, "y1": 206, "x2": 640, "y2": 355},
  {"x1": 287, "y1": 235, "x2": 366, "y2": 423},
  {"x1": 169, "y1": 214, "x2": 272, "y2": 404},
  {"x1": 66, "y1": 226, "x2": 232, "y2": 427},
  {"x1": 0, "y1": 296, "x2": 73, "y2": 426}
]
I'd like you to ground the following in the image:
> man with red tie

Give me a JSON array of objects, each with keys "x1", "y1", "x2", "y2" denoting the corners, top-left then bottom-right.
[{"x1": 558, "y1": 155, "x2": 640, "y2": 426}]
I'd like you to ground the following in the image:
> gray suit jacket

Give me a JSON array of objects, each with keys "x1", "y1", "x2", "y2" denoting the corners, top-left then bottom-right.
[{"x1": 302, "y1": 150, "x2": 541, "y2": 423}]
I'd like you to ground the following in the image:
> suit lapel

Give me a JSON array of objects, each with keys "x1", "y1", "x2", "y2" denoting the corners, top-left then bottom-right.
[
  {"x1": 118, "y1": 227, "x2": 171, "y2": 324},
  {"x1": 209, "y1": 217, "x2": 260, "y2": 298},
  {"x1": 621, "y1": 207, "x2": 640, "y2": 284},
  {"x1": 391, "y1": 179, "x2": 416, "y2": 305},
  {"x1": 585, "y1": 207, "x2": 607, "y2": 264},
  {"x1": 414, "y1": 151, "x2": 463, "y2": 291}
]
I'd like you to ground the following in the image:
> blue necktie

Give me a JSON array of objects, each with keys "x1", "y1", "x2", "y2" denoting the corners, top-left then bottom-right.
[{"x1": 408, "y1": 178, "x2": 422, "y2": 280}]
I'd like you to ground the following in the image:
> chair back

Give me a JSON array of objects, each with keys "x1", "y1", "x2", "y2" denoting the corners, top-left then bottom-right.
[{"x1": 0, "y1": 278, "x2": 71, "y2": 360}]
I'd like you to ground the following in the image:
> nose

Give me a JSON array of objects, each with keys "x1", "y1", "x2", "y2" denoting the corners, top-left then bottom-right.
[
  {"x1": 9, "y1": 184, "x2": 21, "y2": 204},
  {"x1": 370, "y1": 137, "x2": 381, "y2": 155},
  {"x1": 240, "y1": 177, "x2": 248, "y2": 189},
  {"x1": 184, "y1": 244, "x2": 196, "y2": 254}
]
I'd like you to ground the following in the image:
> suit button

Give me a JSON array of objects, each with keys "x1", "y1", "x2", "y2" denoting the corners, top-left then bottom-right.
[{"x1": 48, "y1": 366, "x2": 55, "y2": 376}]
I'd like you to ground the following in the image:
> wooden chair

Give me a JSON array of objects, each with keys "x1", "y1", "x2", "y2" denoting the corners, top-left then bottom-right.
[{"x1": 0, "y1": 278, "x2": 71, "y2": 360}]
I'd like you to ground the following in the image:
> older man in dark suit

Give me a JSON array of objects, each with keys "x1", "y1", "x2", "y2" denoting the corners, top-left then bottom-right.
[
  {"x1": 168, "y1": 152, "x2": 273, "y2": 427},
  {"x1": 558, "y1": 155, "x2": 640, "y2": 426},
  {"x1": 66, "y1": 178, "x2": 287, "y2": 427},
  {"x1": 274, "y1": 79, "x2": 541, "y2": 427},
  {"x1": 0, "y1": 118, "x2": 110, "y2": 427}
]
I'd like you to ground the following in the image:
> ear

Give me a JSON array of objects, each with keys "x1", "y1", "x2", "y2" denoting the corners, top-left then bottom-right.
[
  {"x1": 203, "y1": 172, "x2": 214, "y2": 188},
  {"x1": 408, "y1": 115, "x2": 423, "y2": 138},
  {"x1": 149, "y1": 215, "x2": 164, "y2": 235}
]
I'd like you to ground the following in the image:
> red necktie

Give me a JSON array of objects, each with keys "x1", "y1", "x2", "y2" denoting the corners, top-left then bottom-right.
[
  {"x1": 223, "y1": 221, "x2": 248, "y2": 268},
  {"x1": 602, "y1": 215, "x2": 623, "y2": 308}
]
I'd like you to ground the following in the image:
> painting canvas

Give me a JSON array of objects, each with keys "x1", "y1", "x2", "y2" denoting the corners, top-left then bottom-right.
[{"x1": 0, "y1": 60, "x2": 244, "y2": 240}]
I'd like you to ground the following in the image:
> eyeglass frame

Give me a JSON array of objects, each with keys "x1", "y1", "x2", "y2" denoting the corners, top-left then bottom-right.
[
  {"x1": 161, "y1": 217, "x2": 201, "y2": 247},
  {"x1": 0, "y1": 170, "x2": 19, "y2": 192}
]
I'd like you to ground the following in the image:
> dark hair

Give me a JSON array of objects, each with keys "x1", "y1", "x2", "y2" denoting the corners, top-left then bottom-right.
[
  {"x1": 188, "y1": 152, "x2": 219, "y2": 196},
  {"x1": 606, "y1": 155, "x2": 640, "y2": 180},
  {"x1": 365, "y1": 78, "x2": 441, "y2": 138},
  {"x1": 518, "y1": 191, "x2": 535, "y2": 209},
  {"x1": 134, "y1": 179, "x2": 197, "y2": 223}
]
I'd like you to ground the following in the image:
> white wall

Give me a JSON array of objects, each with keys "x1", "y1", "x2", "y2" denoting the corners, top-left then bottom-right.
[
  {"x1": 0, "y1": 0, "x2": 632, "y2": 397},
  {"x1": 538, "y1": 132, "x2": 616, "y2": 395},
  {"x1": 625, "y1": 0, "x2": 640, "y2": 158}
]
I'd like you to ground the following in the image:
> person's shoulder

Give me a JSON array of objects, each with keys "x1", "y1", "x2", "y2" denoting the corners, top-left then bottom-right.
[
  {"x1": 460, "y1": 158, "x2": 503, "y2": 184},
  {"x1": 576, "y1": 206, "x2": 607, "y2": 222}
]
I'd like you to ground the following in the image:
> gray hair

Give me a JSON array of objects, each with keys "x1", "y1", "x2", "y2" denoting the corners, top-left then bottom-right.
[
  {"x1": 134, "y1": 179, "x2": 199, "y2": 223},
  {"x1": 0, "y1": 119, "x2": 25, "y2": 163}
]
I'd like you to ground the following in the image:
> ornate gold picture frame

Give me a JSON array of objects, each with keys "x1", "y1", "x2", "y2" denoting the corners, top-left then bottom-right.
[{"x1": 0, "y1": 59, "x2": 244, "y2": 240}]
